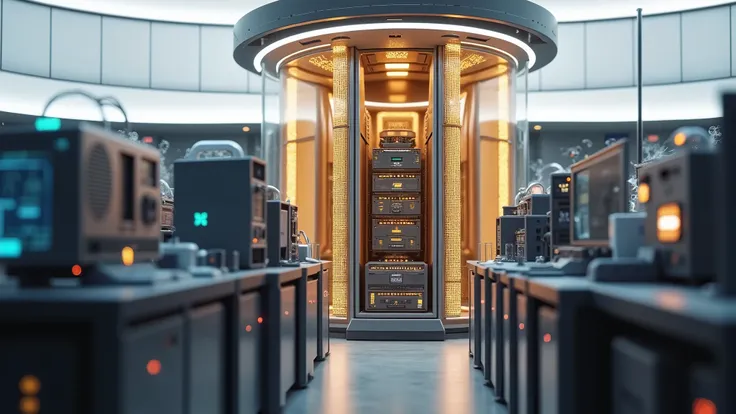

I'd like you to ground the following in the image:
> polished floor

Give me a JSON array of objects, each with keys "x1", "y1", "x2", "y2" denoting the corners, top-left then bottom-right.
[{"x1": 284, "y1": 339, "x2": 508, "y2": 414}]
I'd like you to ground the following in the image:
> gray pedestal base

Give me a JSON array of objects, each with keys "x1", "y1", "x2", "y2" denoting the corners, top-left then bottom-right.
[{"x1": 345, "y1": 318, "x2": 446, "y2": 341}]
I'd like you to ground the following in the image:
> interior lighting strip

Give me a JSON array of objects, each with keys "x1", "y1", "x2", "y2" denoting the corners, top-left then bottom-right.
[
  {"x1": 365, "y1": 101, "x2": 429, "y2": 108},
  {"x1": 258, "y1": 22, "x2": 536, "y2": 73}
]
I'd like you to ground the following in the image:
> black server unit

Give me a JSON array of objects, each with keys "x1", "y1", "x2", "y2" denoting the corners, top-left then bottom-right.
[{"x1": 365, "y1": 131, "x2": 428, "y2": 313}]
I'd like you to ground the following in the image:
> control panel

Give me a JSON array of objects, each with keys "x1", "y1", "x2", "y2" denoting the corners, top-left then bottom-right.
[
  {"x1": 550, "y1": 173, "x2": 571, "y2": 256},
  {"x1": 372, "y1": 173, "x2": 421, "y2": 192},
  {"x1": 372, "y1": 219, "x2": 421, "y2": 252},
  {"x1": 365, "y1": 262, "x2": 428, "y2": 311},
  {"x1": 372, "y1": 194, "x2": 421, "y2": 216},
  {"x1": 372, "y1": 149, "x2": 421, "y2": 170}
]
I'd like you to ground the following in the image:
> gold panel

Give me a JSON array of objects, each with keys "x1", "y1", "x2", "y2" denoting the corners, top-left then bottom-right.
[
  {"x1": 443, "y1": 41, "x2": 462, "y2": 318},
  {"x1": 309, "y1": 55, "x2": 334, "y2": 72},
  {"x1": 331, "y1": 43, "x2": 349, "y2": 317},
  {"x1": 497, "y1": 74, "x2": 511, "y2": 215},
  {"x1": 285, "y1": 77, "x2": 298, "y2": 205}
]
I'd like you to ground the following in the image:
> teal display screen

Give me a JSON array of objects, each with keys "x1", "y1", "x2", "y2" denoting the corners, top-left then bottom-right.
[
  {"x1": 0, "y1": 153, "x2": 54, "y2": 257},
  {"x1": 391, "y1": 157, "x2": 403, "y2": 162}
]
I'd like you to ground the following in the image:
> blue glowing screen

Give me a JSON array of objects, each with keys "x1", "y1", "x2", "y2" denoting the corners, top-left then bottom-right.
[{"x1": 0, "y1": 153, "x2": 54, "y2": 257}]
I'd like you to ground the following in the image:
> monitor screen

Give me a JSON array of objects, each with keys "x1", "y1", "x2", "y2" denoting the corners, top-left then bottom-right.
[{"x1": 571, "y1": 140, "x2": 627, "y2": 244}]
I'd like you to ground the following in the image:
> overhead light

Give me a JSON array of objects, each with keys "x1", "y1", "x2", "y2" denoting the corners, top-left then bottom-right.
[
  {"x1": 242, "y1": 126, "x2": 251, "y2": 132},
  {"x1": 365, "y1": 101, "x2": 428, "y2": 108},
  {"x1": 389, "y1": 94, "x2": 406, "y2": 103},
  {"x1": 533, "y1": 125, "x2": 542, "y2": 131},
  {"x1": 256, "y1": 22, "x2": 537, "y2": 73},
  {"x1": 387, "y1": 71, "x2": 408, "y2": 77},
  {"x1": 385, "y1": 63, "x2": 410, "y2": 70}
]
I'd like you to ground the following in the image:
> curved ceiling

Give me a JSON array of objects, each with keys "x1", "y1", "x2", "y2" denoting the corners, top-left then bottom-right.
[{"x1": 28, "y1": 0, "x2": 734, "y2": 25}]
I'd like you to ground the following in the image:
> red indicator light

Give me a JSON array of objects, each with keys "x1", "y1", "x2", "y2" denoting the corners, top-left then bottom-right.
[
  {"x1": 143, "y1": 136, "x2": 154, "y2": 143},
  {"x1": 146, "y1": 359, "x2": 162, "y2": 376}
]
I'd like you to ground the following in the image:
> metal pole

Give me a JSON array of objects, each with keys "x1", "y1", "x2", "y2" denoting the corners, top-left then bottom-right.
[{"x1": 636, "y1": 8, "x2": 643, "y2": 165}]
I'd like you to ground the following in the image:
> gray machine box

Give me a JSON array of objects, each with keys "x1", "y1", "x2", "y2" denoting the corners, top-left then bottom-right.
[
  {"x1": 611, "y1": 337, "x2": 685, "y2": 414},
  {"x1": 174, "y1": 153, "x2": 268, "y2": 269},
  {"x1": 549, "y1": 173, "x2": 571, "y2": 254},
  {"x1": 372, "y1": 149, "x2": 421, "y2": 170},
  {"x1": 515, "y1": 215, "x2": 550, "y2": 262},
  {"x1": 497, "y1": 216, "x2": 525, "y2": 256},
  {"x1": 638, "y1": 151, "x2": 716, "y2": 281},
  {"x1": 517, "y1": 194, "x2": 551, "y2": 216},
  {"x1": 123, "y1": 315, "x2": 185, "y2": 414},
  {"x1": 372, "y1": 194, "x2": 421, "y2": 216},
  {"x1": 267, "y1": 201, "x2": 298, "y2": 266},
  {"x1": 0, "y1": 123, "x2": 162, "y2": 270},
  {"x1": 372, "y1": 219, "x2": 421, "y2": 252},
  {"x1": 364, "y1": 262, "x2": 428, "y2": 311},
  {"x1": 373, "y1": 173, "x2": 421, "y2": 192}
]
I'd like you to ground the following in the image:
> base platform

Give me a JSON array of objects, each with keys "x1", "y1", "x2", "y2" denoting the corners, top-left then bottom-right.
[{"x1": 345, "y1": 318, "x2": 446, "y2": 341}]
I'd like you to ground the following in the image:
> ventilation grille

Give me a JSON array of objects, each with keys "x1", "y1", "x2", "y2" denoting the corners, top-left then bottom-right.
[{"x1": 86, "y1": 144, "x2": 112, "y2": 220}]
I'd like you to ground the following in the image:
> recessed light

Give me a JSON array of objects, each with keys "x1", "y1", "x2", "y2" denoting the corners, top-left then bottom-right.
[
  {"x1": 385, "y1": 63, "x2": 409, "y2": 70},
  {"x1": 533, "y1": 125, "x2": 542, "y2": 131},
  {"x1": 242, "y1": 126, "x2": 251, "y2": 132},
  {"x1": 386, "y1": 71, "x2": 409, "y2": 77}
]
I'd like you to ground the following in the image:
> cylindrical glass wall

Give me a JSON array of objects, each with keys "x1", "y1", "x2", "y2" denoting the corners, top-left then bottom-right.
[
  {"x1": 269, "y1": 51, "x2": 339, "y2": 316},
  {"x1": 268, "y1": 43, "x2": 526, "y2": 323},
  {"x1": 453, "y1": 46, "x2": 519, "y2": 319}
]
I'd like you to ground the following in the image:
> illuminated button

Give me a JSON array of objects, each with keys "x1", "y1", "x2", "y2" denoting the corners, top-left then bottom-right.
[
  {"x1": 71, "y1": 264, "x2": 82, "y2": 277},
  {"x1": 245, "y1": 325, "x2": 252, "y2": 332},
  {"x1": 692, "y1": 398, "x2": 717, "y2": 414},
  {"x1": 146, "y1": 359, "x2": 162, "y2": 376},
  {"x1": 19, "y1": 396, "x2": 39, "y2": 413},
  {"x1": 257, "y1": 317, "x2": 264, "y2": 324},
  {"x1": 193, "y1": 212, "x2": 209, "y2": 227},
  {"x1": 638, "y1": 182, "x2": 650, "y2": 203},
  {"x1": 674, "y1": 132, "x2": 687, "y2": 146},
  {"x1": 19, "y1": 376, "x2": 40, "y2": 394},
  {"x1": 543, "y1": 333, "x2": 552, "y2": 343},
  {"x1": 121, "y1": 246, "x2": 135, "y2": 266}
]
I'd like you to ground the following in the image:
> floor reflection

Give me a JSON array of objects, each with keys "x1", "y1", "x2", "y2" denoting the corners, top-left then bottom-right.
[{"x1": 284, "y1": 339, "x2": 508, "y2": 414}]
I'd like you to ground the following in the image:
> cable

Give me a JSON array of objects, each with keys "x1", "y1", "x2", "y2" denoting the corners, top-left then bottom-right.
[
  {"x1": 97, "y1": 96, "x2": 132, "y2": 134},
  {"x1": 41, "y1": 89, "x2": 108, "y2": 129}
]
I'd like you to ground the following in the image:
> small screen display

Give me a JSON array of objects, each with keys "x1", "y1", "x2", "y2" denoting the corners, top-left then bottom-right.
[
  {"x1": 0, "y1": 153, "x2": 54, "y2": 257},
  {"x1": 573, "y1": 152, "x2": 624, "y2": 241},
  {"x1": 391, "y1": 157, "x2": 403, "y2": 162}
]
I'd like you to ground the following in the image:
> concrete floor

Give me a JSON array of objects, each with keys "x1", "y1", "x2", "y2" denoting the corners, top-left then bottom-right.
[{"x1": 284, "y1": 338, "x2": 508, "y2": 414}]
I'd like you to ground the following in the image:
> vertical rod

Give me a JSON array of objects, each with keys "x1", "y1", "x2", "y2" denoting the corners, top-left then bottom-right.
[
  {"x1": 523, "y1": 63, "x2": 530, "y2": 186},
  {"x1": 260, "y1": 63, "x2": 267, "y2": 160},
  {"x1": 636, "y1": 8, "x2": 643, "y2": 165}
]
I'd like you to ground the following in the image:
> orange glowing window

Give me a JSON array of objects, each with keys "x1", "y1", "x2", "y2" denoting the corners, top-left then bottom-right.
[
  {"x1": 638, "y1": 182, "x2": 650, "y2": 203},
  {"x1": 693, "y1": 398, "x2": 717, "y2": 414},
  {"x1": 71, "y1": 265, "x2": 82, "y2": 277},
  {"x1": 657, "y1": 203, "x2": 682, "y2": 243},
  {"x1": 146, "y1": 359, "x2": 162, "y2": 376}
]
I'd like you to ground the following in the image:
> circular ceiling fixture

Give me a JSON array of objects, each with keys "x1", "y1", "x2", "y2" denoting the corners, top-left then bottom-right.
[{"x1": 234, "y1": 0, "x2": 558, "y2": 77}]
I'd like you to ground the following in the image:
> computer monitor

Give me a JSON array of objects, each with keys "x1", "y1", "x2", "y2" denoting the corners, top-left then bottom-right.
[{"x1": 570, "y1": 139, "x2": 629, "y2": 247}]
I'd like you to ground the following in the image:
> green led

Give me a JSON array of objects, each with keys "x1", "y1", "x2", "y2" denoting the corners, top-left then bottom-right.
[
  {"x1": 34, "y1": 117, "x2": 61, "y2": 132},
  {"x1": 194, "y1": 212, "x2": 208, "y2": 227}
]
